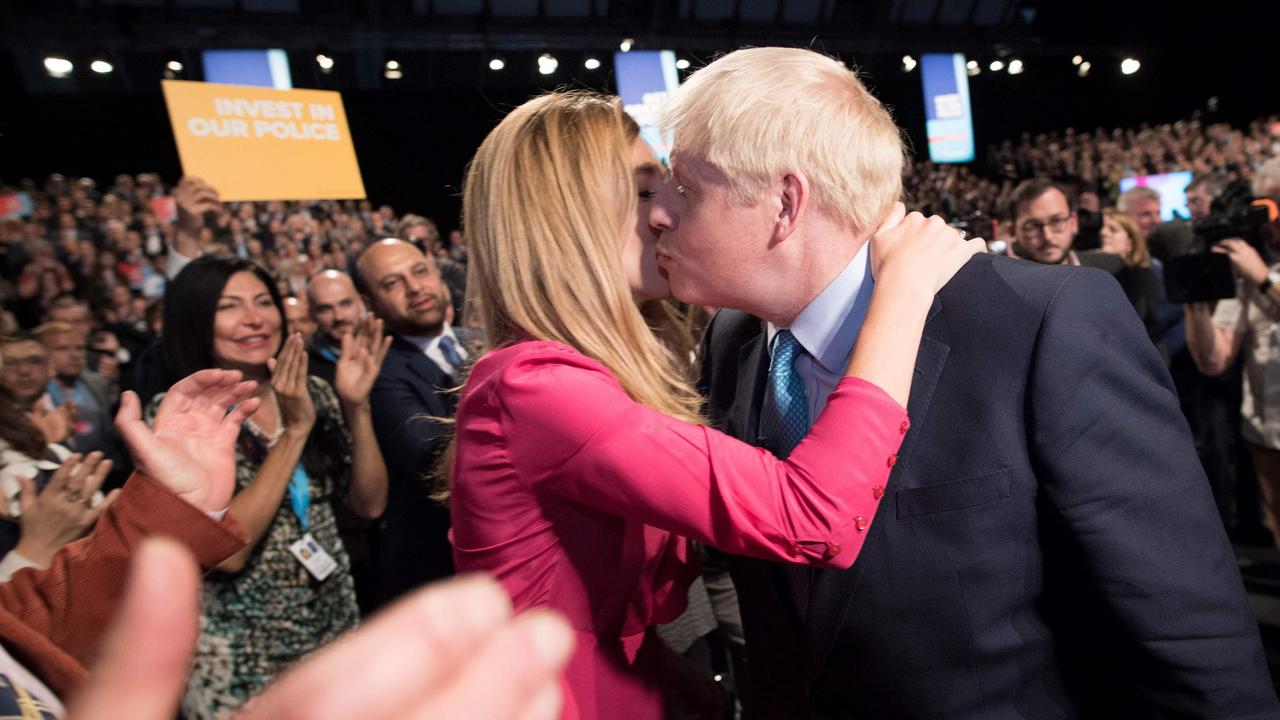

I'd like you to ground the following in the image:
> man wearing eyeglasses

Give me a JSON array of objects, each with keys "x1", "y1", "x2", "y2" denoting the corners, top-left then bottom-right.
[{"x1": 1010, "y1": 179, "x2": 1162, "y2": 351}]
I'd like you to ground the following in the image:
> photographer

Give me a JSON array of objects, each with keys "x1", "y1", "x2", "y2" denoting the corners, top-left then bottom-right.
[{"x1": 1185, "y1": 165, "x2": 1280, "y2": 547}]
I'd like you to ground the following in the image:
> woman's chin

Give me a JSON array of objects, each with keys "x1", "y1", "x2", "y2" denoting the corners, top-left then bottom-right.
[{"x1": 631, "y1": 283, "x2": 672, "y2": 305}]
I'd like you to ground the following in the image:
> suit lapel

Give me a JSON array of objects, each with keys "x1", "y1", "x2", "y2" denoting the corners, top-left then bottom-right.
[
  {"x1": 804, "y1": 296, "x2": 950, "y2": 678},
  {"x1": 390, "y1": 337, "x2": 452, "y2": 412},
  {"x1": 726, "y1": 325, "x2": 768, "y2": 441}
]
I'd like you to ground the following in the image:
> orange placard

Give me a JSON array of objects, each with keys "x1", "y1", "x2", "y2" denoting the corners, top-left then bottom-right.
[{"x1": 161, "y1": 80, "x2": 366, "y2": 202}]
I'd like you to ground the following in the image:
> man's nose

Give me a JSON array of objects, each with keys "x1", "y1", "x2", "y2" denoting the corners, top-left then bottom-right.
[{"x1": 649, "y1": 182, "x2": 679, "y2": 234}]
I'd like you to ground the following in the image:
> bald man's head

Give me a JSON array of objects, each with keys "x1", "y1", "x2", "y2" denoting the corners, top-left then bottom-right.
[
  {"x1": 307, "y1": 270, "x2": 364, "y2": 342},
  {"x1": 356, "y1": 239, "x2": 447, "y2": 337}
]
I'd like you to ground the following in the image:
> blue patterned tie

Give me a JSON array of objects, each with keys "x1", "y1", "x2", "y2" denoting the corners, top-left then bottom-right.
[
  {"x1": 438, "y1": 334, "x2": 463, "y2": 369},
  {"x1": 760, "y1": 330, "x2": 816, "y2": 618},
  {"x1": 761, "y1": 330, "x2": 810, "y2": 458}
]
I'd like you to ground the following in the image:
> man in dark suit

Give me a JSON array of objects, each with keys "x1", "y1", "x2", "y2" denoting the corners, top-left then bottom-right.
[
  {"x1": 652, "y1": 47, "x2": 1278, "y2": 718},
  {"x1": 355, "y1": 239, "x2": 456, "y2": 607}
]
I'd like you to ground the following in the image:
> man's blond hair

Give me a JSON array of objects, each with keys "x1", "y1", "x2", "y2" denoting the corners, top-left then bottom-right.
[{"x1": 662, "y1": 47, "x2": 905, "y2": 234}]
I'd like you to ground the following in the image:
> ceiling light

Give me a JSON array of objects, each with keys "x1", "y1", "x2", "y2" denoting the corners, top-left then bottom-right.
[
  {"x1": 1007, "y1": 59, "x2": 1024, "y2": 75},
  {"x1": 44, "y1": 57, "x2": 73, "y2": 78},
  {"x1": 584, "y1": 57, "x2": 601, "y2": 70},
  {"x1": 989, "y1": 59, "x2": 1005, "y2": 72},
  {"x1": 676, "y1": 58, "x2": 691, "y2": 70},
  {"x1": 1077, "y1": 61, "x2": 1092, "y2": 77},
  {"x1": 1072, "y1": 54, "x2": 1084, "y2": 66},
  {"x1": 489, "y1": 58, "x2": 505, "y2": 71},
  {"x1": 620, "y1": 38, "x2": 634, "y2": 53},
  {"x1": 538, "y1": 53, "x2": 558, "y2": 75},
  {"x1": 316, "y1": 54, "x2": 334, "y2": 72},
  {"x1": 902, "y1": 55, "x2": 917, "y2": 72},
  {"x1": 90, "y1": 59, "x2": 113, "y2": 74},
  {"x1": 1121, "y1": 57, "x2": 1141, "y2": 75},
  {"x1": 166, "y1": 60, "x2": 184, "y2": 72}
]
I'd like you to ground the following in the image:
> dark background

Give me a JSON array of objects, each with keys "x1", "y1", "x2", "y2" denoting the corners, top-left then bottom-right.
[{"x1": 2, "y1": 0, "x2": 1277, "y2": 229}]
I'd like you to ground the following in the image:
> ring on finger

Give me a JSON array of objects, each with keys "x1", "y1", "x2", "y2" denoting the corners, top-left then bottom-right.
[{"x1": 956, "y1": 229, "x2": 968, "y2": 241}]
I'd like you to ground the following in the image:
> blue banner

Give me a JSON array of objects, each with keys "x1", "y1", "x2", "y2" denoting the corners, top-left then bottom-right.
[
  {"x1": 920, "y1": 53, "x2": 975, "y2": 163},
  {"x1": 614, "y1": 50, "x2": 679, "y2": 163}
]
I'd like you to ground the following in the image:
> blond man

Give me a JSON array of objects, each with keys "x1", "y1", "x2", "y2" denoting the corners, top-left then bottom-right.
[{"x1": 652, "y1": 47, "x2": 1275, "y2": 718}]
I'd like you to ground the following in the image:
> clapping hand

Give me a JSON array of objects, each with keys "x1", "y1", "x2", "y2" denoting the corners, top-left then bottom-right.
[
  {"x1": 334, "y1": 314, "x2": 392, "y2": 408},
  {"x1": 5, "y1": 453, "x2": 117, "y2": 567},
  {"x1": 268, "y1": 333, "x2": 316, "y2": 439},
  {"x1": 114, "y1": 369, "x2": 260, "y2": 514}
]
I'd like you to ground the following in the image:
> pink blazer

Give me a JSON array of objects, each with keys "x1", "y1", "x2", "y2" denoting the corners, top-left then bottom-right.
[{"x1": 450, "y1": 341, "x2": 908, "y2": 719}]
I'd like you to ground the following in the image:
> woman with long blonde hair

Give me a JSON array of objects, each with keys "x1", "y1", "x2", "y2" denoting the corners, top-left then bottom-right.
[{"x1": 450, "y1": 91, "x2": 981, "y2": 719}]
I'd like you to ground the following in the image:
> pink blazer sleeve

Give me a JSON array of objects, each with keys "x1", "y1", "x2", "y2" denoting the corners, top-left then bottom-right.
[{"x1": 496, "y1": 344, "x2": 909, "y2": 569}]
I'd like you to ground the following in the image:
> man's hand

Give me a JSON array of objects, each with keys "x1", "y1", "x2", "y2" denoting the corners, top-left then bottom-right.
[
  {"x1": 174, "y1": 177, "x2": 220, "y2": 234},
  {"x1": 334, "y1": 315, "x2": 393, "y2": 408},
  {"x1": 114, "y1": 369, "x2": 260, "y2": 513},
  {"x1": 1213, "y1": 238, "x2": 1269, "y2": 285},
  {"x1": 173, "y1": 177, "x2": 221, "y2": 257},
  {"x1": 69, "y1": 541, "x2": 575, "y2": 720}
]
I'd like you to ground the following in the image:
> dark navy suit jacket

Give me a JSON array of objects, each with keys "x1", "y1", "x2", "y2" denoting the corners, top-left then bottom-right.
[
  {"x1": 368, "y1": 335, "x2": 456, "y2": 606},
  {"x1": 700, "y1": 254, "x2": 1278, "y2": 719}
]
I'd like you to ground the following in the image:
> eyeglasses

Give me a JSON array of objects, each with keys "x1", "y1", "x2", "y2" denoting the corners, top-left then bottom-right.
[{"x1": 1017, "y1": 213, "x2": 1074, "y2": 237}]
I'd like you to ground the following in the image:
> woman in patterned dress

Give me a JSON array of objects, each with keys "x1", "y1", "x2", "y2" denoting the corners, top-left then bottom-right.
[{"x1": 152, "y1": 255, "x2": 390, "y2": 718}]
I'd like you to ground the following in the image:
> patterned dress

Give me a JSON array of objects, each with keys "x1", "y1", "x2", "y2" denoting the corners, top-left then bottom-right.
[{"x1": 148, "y1": 376, "x2": 358, "y2": 719}]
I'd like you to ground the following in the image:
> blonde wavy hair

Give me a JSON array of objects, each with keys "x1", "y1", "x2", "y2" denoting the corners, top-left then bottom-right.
[
  {"x1": 662, "y1": 47, "x2": 905, "y2": 235},
  {"x1": 462, "y1": 90, "x2": 703, "y2": 425}
]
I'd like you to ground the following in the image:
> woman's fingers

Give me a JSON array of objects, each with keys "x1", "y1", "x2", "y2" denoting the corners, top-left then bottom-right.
[{"x1": 80, "y1": 454, "x2": 113, "y2": 499}]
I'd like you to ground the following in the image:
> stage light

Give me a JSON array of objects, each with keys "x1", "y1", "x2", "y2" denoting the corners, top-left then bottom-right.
[
  {"x1": 676, "y1": 58, "x2": 691, "y2": 70},
  {"x1": 584, "y1": 57, "x2": 601, "y2": 70},
  {"x1": 902, "y1": 55, "x2": 917, "y2": 72},
  {"x1": 1072, "y1": 55, "x2": 1084, "y2": 66},
  {"x1": 620, "y1": 38, "x2": 634, "y2": 52},
  {"x1": 44, "y1": 57, "x2": 73, "y2": 78},
  {"x1": 385, "y1": 60, "x2": 400, "y2": 71},
  {"x1": 1078, "y1": 61, "x2": 1092, "y2": 77},
  {"x1": 90, "y1": 59, "x2": 113, "y2": 74},
  {"x1": 489, "y1": 58, "x2": 505, "y2": 71},
  {"x1": 316, "y1": 54, "x2": 335, "y2": 72},
  {"x1": 1121, "y1": 57, "x2": 1141, "y2": 75},
  {"x1": 538, "y1": 53, "x2": 558, "y2": 75},
  {"x1": 1008, "y1": 59, "x2": 1024, "y2": 75},
  {"x1": 167, "y1": 60, "x2": 184, "y2": 72},
  {"x1": 966, "y1": 60, "x2": 980, "y2": 76},
  {"x1": 989, "y1": 59, "x2": 1005, "y2": 72}
]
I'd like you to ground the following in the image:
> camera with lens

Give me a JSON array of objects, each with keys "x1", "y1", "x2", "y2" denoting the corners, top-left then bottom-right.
[{"x1": 1164, "y1": 180, "x2": 1277, "y2": 303}]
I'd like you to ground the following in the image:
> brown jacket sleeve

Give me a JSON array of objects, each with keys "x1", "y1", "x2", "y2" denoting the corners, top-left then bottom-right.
[{"x1": 0, "y1": 471, "x2": 247, "y2": 697}]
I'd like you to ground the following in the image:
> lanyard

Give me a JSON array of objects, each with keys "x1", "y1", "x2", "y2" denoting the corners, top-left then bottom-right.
[{"x1": 288, "y1": 465, "x2": 311, "y2": 532}]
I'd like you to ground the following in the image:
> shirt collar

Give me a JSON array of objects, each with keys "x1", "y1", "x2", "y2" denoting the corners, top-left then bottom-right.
[
  {"x1": 400, "y1": 325, "x2": 457, "y2": 353},
  {"x1": 767, "y1": 241, "x2": 874, "y2": 372}
]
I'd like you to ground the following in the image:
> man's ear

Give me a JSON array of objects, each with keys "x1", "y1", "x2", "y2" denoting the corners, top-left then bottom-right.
[{"x1": 775, "y1": 171, "x2": 810, "y2": 244}]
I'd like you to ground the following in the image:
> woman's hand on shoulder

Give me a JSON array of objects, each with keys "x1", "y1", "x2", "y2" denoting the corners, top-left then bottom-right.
[{"x1": 871, "y1": 202, "x2": 986, "y2": 295}]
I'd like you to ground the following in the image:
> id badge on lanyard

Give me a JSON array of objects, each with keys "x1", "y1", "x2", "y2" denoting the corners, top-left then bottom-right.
[{"x1": 286, "y1": 465, "x2": 337, "y2": 581}]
